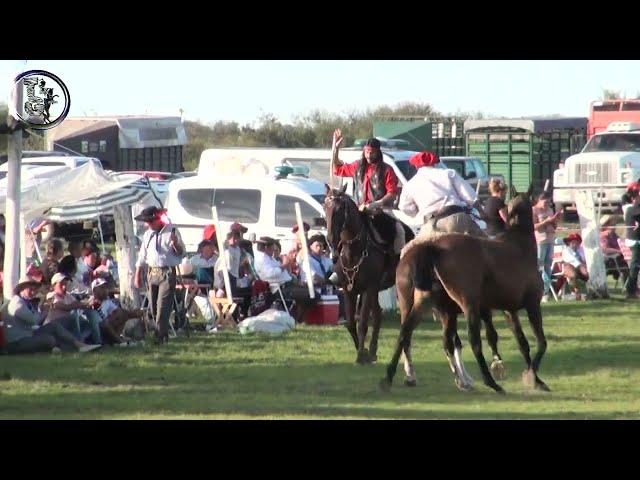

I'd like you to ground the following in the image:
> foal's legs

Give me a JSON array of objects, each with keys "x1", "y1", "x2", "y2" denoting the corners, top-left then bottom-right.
[
  {"x1": 381, "y1": 289, "x2": 429, "y2": 390},
  {"x1": 524, "y1": 302, "x2": 550, "y2": 391},
  {"x1": 441, "y1": 308, "x2": 474, "y2": 391},
  {"x1": 465, "y1": 304, "x2": 504, "y2": 393},
  {"x1": 482, "y1": 309, "x2": 506, "y2": 380},
  {"x1": 368, "y1": 299, "x2": 383, "y2": 363}
]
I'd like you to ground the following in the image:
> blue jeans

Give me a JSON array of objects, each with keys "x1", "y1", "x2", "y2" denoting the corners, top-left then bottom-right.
[
  {"x1": 537, "y1": 242, "x2": 554, "y2": 294},
  {"x1": 79, "y1": 309, "x2": 103, "y2": 344}
]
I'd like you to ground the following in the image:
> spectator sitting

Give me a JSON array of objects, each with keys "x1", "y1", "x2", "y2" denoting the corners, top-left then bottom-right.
[
  {"x1": 214, "y1": 230, "x2": 243, "y2": 291},
  {"x1": 89, "y1": 278, "x2": 144, "y2": 346},
  {"x1": 4, "y1": 277, "x2": 101, "y2": 354},
  {"x1": 202, "y1": 224, "x2": 218, "y2": 247},
  {"x1": 300, "y1": 234, "x2": 333, "y2": 292},
  {"x1": 80, "y1": 247, "x2": 111, "y2": 288},
  {"x1": 43, "y1": 273, "x2": 103, "y2": 344},
  {"x1": 40, "y1": 238, "x2": 65, "y2": 284},
  {"x1": 190, "y1": 239, "x2": 218, "y2": 285},
  {"x1": 58, "y1": 254, "x2": 90, "y2": 296},
  {"x1": 599, "y1": 214, "x2": 629, "y2": 284},
  {"x1": 562, "y1": 233, "x2": 589, "y2": 301},
  {"x1": 253, "y1": 236, "x2": 292, "y2": 286},
  {"x1": 230, "y1": 222, "x2": 254, "y2": 259},
  {"x1": 286, "y1": 222, "x2": 310, "y2": 279}
]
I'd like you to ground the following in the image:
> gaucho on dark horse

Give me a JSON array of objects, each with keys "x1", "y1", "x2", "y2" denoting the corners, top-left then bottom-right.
[{"x1": 326, "y1": 129, "x2": 414, "y2": 364}]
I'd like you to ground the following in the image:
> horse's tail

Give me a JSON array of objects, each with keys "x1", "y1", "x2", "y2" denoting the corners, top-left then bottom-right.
[{"x1": 412, "y1": 244, "x2": 441, "y2": 292}]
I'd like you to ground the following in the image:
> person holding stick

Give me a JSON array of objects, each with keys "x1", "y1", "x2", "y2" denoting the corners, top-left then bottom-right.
[{"x1": 133, "y1": 206, "x2": 185, "y2": 345}]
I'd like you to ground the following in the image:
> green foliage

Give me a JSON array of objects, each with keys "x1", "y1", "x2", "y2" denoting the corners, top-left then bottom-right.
[
  {"x1": 182, "y1": 102, "x2": 481, "y2": 170},
  {"x1": 1, "y1": 295, "x2": 639, "y2": 419}
]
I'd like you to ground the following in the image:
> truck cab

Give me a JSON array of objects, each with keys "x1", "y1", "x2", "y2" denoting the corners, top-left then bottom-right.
[{"x1": 553, "y1": 121, "x2": 640, "y2": 211}]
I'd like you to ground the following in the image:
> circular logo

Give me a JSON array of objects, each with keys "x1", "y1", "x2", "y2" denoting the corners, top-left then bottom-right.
[{"x1": 10, "y1": 70, "x2": 70, "y2": 130}]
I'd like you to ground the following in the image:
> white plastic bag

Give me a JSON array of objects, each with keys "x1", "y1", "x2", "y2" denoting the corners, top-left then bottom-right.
[{"x1": 238, "y1": 308, "x2": 295, "y2": 335}]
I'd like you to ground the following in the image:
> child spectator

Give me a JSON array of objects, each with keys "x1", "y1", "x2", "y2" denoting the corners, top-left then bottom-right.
[
  {"x1": 89, "y1": 278, "x2": 144, "y2": 345},
  {"x1": 562, "y1": 233, "x2": 589, "y2": 301}
]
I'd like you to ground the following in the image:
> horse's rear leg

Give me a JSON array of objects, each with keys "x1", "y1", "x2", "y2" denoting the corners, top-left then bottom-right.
[
  {"x1": 524, "y1": 303, "x2": 550, "y2": 392},
  {"x1": 465, "y1": 305, "x2": 504, "y2": 394},
  {"x1": 381, "y1": 289, "x2": 428, "y2": 391},
  {"x1": 368, "y1": 299, "x2": 382, "y2": 364},
  {"x1": 441, "y1": 309, "x2": 473, "y2": 391},
  {"x1": 482, "y1": 309, "x2": 506, "y2": 380}
]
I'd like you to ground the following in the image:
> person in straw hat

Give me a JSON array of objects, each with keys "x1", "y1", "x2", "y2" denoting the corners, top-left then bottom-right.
[{"x1": 4, "y1": 276, "x2": 101, "y2": 354}]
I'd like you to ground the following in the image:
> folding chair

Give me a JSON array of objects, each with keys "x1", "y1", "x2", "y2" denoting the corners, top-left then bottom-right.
[
  {"x1": 604, "y1": 253, "x2": 628, "y2": 292},
  {"x1": 269, "y1": 282, "x2": 291, "y2": 315}
]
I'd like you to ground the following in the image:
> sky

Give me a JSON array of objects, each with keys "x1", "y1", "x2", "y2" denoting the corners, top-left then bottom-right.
[{"x1": 2, "y1": 60, "x2": 639, "y2": 125}]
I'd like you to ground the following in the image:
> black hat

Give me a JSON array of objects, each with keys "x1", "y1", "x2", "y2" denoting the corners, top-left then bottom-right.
[
  {"x1": 364, "y1": 138, "x2": 382, "y2": 149},
  {"x1": 308, "y1": 234, "x2": 327, "y2": 248},
  {"x1": 255, "y1": 236, "x2": 276, "y2": 246},
  {"x1": 134, "y1": 206, "x2": 162, "y2": 222}
]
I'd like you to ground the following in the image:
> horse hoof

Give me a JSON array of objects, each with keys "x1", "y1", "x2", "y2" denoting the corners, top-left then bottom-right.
[
  {"x1": 356, "y1": 351, "x2": 369, "y2": 365},
  {"x1": 490, "y1": 360, "x2": 506, "y2": 380},
  {"x1": 535, "y1": 380, "x2": 551, "y2": 392},
  {"x1": 522, "y1": 369, "x2": 536, "y2": 389},
  {"x1": 404, "y1": 378, "x2": 417, "y2": 387},
  {"x1": 369, "y1": 353, "x2": 378, "y2": 364},
  {"x1": 379, "y1": 378, "x2": 392, "y2": 392},
  {"x1": 492, "y1": 384, "x2": 506, "y2": 395},
  {"x1": 455, "y1": 377, "x2": 474, "y2": 392}
]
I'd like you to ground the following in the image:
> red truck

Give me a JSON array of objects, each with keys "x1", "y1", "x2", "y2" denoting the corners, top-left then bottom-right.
[{"x1": 588, "y1": 99, "x2": 640, "y2": 139}]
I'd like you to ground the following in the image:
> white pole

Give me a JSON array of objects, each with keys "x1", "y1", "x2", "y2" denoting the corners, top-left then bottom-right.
[
  {"x1": 3, "y1": 128, "x2": 22, "y2": 299},
  {"x1": 211, "y1": 206, "x2": 233, "y2": 304},
  {"x1": 295, "y1": 202, "x2": 315, "y2": 299},
  {"x1": 19, "y1": 213, "x2": 27, "y2": 276},
  {"x1": 544, "y1": 179, "x2": 550, "y2": 192},
  {"x1": 95, "y1": 200, "x2": 106, "y2": 255}
]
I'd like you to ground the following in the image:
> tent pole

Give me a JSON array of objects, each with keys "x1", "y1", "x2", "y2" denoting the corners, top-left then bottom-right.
[
  {"x1": 95, "y1": 200, "x2": 106, "y2": 254},
  {"x1": 3, "y1": 127, "x2": 22, "y2": 299}
]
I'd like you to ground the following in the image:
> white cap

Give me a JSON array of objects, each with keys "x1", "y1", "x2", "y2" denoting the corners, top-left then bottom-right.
[
  {"x1": 51, "y1": 272, "x2": 70, "y2": 285},
  {"x1": 91, "y1": 278, "x2": 108, "y2": 290}
]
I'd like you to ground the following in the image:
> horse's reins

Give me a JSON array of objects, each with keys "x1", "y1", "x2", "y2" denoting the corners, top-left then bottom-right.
[{"x1": 329, "y1": 193, "x2": 381, "y2": 292}]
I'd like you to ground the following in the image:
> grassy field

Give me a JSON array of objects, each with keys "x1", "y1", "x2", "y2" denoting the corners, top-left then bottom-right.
[{"x1": 1, "y1": 294, "x2": 639, "y2": 419}]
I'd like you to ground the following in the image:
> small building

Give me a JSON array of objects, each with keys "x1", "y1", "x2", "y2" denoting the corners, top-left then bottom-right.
[{"x1": 47, "y1": 115, "x2": 187, "y2": 172}]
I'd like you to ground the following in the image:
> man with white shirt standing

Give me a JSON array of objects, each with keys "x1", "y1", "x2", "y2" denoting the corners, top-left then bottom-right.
[
  {"x1": 399, "y1": 151, "x2": 485, "y2": 254},
  {"x1": 133, "y1": 206, "x2": 185, "y2": 344}
]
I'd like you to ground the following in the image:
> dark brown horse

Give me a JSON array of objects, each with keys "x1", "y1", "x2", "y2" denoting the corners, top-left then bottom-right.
[
  {"x1": 382, "y1": 185, "x2": 549, "y2": 393},
  {"x1": 324, "y1": 185, "x2": 414, "y2": 365}
]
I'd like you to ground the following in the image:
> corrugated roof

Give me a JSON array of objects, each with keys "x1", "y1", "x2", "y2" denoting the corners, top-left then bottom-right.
[{"x1": 464, "y1": 117, "x2": 588, "y2": 133}]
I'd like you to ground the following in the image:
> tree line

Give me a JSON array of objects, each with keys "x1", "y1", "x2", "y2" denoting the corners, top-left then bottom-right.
[{"x1": 182, "y1": 102, "x2": 484, "y2": 171}]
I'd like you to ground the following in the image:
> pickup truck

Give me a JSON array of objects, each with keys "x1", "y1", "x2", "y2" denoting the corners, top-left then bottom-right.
[{"x1": 440, "y1": 156, "x2": 502, "y2": 200}]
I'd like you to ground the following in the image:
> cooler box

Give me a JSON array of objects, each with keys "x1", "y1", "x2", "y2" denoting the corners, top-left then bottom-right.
[{"x1": 304, "y1": 295, "x2": 339, "y2": 325}]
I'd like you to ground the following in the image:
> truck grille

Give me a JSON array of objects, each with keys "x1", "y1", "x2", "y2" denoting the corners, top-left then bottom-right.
[{"x1": 569, "y1": 162, "x2": 618, "y2": 184}]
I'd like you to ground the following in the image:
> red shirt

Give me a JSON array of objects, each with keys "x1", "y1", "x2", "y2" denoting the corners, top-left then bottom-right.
[{"x1": 334, "y1": 160, "x2": 399, "y2": 204}]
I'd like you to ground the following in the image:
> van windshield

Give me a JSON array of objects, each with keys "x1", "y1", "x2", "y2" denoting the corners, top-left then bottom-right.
[
  {"x1": 394, "y1": 160, "x2": 417, "y2": 181},
  {"x1": 583, "y1": 133, "x2": 640, "y2": 152},
  {"x1": 311, "y1": 194, "x2": 326, "y2": 205}
]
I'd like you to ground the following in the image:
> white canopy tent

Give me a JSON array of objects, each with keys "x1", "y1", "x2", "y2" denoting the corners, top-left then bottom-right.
[{"x1": 0, "y1": 159, "x2": 151, "y2": 303}]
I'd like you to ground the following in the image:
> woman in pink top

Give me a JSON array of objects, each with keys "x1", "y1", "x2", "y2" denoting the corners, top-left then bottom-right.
[{"x1": 532, "y1": 192, "x2": 561, "y2": 301}]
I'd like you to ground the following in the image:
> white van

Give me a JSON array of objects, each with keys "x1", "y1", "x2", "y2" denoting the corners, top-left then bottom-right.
[
  {"x1": 197, "y1": 147, "x2": 426, "y2": 232},
  {"x1": 166, "y1": 166, "x2": 328, "y2": 253}
]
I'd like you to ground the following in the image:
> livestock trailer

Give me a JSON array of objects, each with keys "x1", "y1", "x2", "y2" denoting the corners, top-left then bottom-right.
[{"x1": 464, "y1": 117, "x2": 588, "y2": 195}]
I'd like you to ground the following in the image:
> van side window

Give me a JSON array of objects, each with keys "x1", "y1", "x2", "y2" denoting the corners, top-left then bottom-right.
[
  {"x1": 275, "y1": 195, "x2": 320, "y2": 227},
  {"x1": 178, "y1": 188, "x2": 261, "y2": 223}
]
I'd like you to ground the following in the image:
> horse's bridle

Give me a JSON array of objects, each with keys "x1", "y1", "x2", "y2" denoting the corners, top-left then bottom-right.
[{"x1": 325, "y1": 192, "x2": 370, "y2": 292}]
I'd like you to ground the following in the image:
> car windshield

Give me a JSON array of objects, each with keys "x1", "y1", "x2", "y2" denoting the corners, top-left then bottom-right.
[
  {"x1": 583, "y1": 133, "x2": 640, "y2": 152},
  {"x1": 311, "y1": 194, "x2": 326, "y2": 205},
  {"x1": 472, "y1": 159, "x2": 487, "y2": 177},
  {"x1": 394, "y1": 160, "x2": 418, "y2": 181}
]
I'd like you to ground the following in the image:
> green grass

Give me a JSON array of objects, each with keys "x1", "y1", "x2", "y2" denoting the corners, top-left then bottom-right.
[{"x1": 1, "y1": 294, "x2": 640, "y2": 419}]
